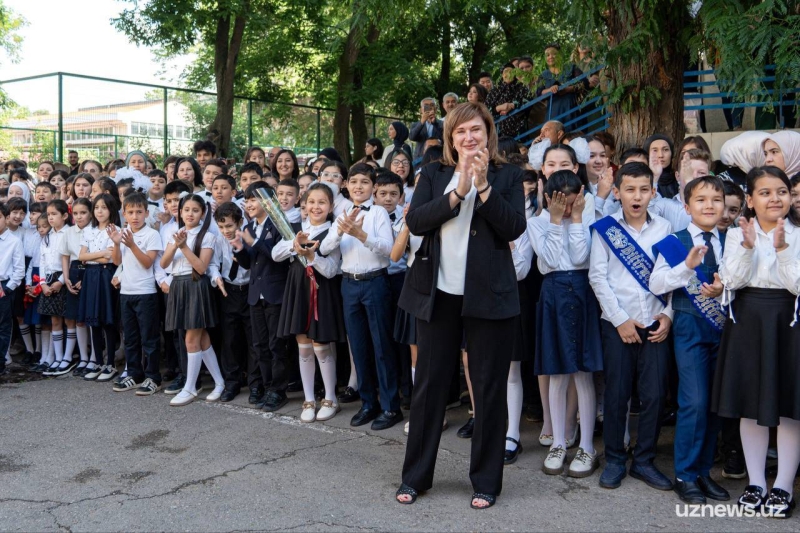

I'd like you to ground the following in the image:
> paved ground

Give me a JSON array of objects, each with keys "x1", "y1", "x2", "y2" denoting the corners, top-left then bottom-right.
[{"x1": 1, "y1": 369, "x2": 798, "y2": 532}]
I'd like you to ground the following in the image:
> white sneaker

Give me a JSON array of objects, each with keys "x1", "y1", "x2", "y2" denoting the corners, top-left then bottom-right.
[
  {"x1": 543, "y1": 445, "x2": 567, "y2": 475},
  {"x1": 300, "y1": 401, "x2": 317, "y2": 423},
  {"x1": 316, "y1": 399, "x2": 340, "y2": 421},
  {"x1": 205, "y1": 386, "x2": 224, "y2": 402},
  {"x1": 96, "y1": 366, "x2": 118, "y2": 382},
  {"x1": 170, "y1": 390, "x2": 197, "y2": 406},
  {"x1": 135, "y1": 378, "x2": 162, "y2": 396},
  {"x1": 568, "y1": 448, "x2": 599, "y2": 478},
  {"x1": 113, "y1": 375, "x2": 140, "y2": 392},
  {"x1": 83, "y1": 365, "x2": 103, "y2": 381}
]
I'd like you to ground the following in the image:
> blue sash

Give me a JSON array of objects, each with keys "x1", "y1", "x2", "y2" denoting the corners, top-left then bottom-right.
[
  {"x1": 591, "y1": 216, "x2": 667, "y2": 306},
  {"x1": 652, "y1": 234, "x2": 726, "y2": 332}
]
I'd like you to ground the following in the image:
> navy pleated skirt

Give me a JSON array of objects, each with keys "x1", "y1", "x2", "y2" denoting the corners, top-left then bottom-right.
[
  {"x1": 534, "y1": 269, "x2": 603, "y2": 375},
  {"x1": 78, "y1": 264, "x2": 117, "y2": 327},
  {"x1": 64, "y1": 260, "x2": 84, "y2": 321}
]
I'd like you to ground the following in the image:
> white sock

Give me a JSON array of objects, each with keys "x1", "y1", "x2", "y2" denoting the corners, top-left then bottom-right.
[
  {"x1": 64, "y1": 329, "x2": 77, "y2": 363},
  {"x1": 347, "y1": 342, "x2": 358, "y2": 389},
  {"x1": 4, "y1": 351, "x2": 10, "y2": 365},
  {"x1": 40, "y1": 330, "x2": 51, "y2": 364},
  {"x1": 775, "y1": 417, "x2": 800, "y2": 496},
  {"x1": 549, "y1": 374, "x2": 570, "y2": 449},
  {"x1": 566, "y1": 377, "x2": 579, "y2": 443},
  {"x1": 76, "y1": 325, "x2": 89, "y2": 363},
  {"x1": 411, "y1": 366, "x2": 416, "y2": 386},
  {"x1": 34, "y1": 325, "x2": 42, "y2": 354},
  {"x1": 539, "y1": 375, "x2": 552, "y2": 437},
  {"x1": 51, "y1": 332, "x2": 64, "y2": 364},
  {"x1": 740, "y1": 417, "x2": 769, "y2": 494},
  {"x1": 506, "y1": 362, "x2": 523, "y2": 451},
  {"x1": 574, "y1": 371, "x2": 597, "y2": 454},
  {"x1": 298, "y1": 343, "x2": 316, "y2": 402},
  {"x1": 314, "y1": 343, "x2": 337, "y2": 402},
  {"x1": 201, "y1": 346, "x2": 224, "y2": 389},
  {"x1": 183, "y1": 351, "x2": 203, "y2": 395},
  {"x1": 19, "y1": 324, "x2": 34, "y2": 353}
]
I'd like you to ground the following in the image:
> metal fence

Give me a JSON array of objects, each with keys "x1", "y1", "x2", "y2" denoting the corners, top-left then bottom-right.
[{"x1": 0, "y1": 72, "x2": 405, "y2": 165}]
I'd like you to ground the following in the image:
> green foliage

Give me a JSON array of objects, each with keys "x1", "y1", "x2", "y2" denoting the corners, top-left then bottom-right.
[{"x1": 0, "y1": 1, "x2": 26, "y2": 110}]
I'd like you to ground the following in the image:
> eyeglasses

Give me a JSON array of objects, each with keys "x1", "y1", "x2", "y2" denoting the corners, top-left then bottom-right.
[
  {"x1": 320, "y1": 172, "x2": 343, "y2": 179},
  {"x1": 391, "y1": 160, "x2": 411, "y2": 167}
]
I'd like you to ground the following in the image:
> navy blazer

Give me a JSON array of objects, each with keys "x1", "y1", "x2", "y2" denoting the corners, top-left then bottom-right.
[
  {"x1": 398, "y1": 161, "x2": 526, "y2": 322},
  {"x1": 408, "y1": 119, "x2": 444, "y2": 159},
  {"x1": 234, "y1": 218, "x2": 289, "y2": 306}
]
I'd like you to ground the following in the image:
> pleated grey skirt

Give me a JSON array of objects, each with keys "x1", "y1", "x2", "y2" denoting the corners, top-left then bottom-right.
[{"x1": 165, "y1": 274, "x2": 217, "y2": 331}]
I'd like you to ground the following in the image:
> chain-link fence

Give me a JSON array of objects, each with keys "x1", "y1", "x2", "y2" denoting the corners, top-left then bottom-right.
[{"x1": 0, "y1": 72, "x2": 405, "y2": 166}]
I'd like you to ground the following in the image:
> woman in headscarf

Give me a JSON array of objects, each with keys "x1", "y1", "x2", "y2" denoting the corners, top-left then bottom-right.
[
  {"x1": 643, "y1": 134, "x2": 678, "y2": 199},
  {"x1": 762, "y1": 130, "x2": 800, "y2": 177},
  {"x1": 718, "y1": 131, "x2": 770, "y2": 189},
  {"x1": 386, "y1": 121, "x2": 411, "y2": 162},
  {"x1": 8, "y1": 181, "x2": 31, "y2": 206}
]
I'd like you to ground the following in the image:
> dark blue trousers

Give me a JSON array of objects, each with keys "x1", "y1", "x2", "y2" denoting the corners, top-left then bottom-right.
[
  {"x1": 120, "y1": 293, "x2": 161, "y2": 383},
  {"x1": 341, "y1": 275, "x2": 399, "y2": 412},
  {"x1": 672, "y1": 311, "x2": 722, "y2": 481},
  {"x1": 0, "y1": 283, "x2": 13, "y2": 372}
]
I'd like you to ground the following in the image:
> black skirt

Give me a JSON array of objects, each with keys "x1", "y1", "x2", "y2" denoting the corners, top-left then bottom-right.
[
  {"x1": 394, "y1": 306, "x2": 417, "y2": 345},
  {"x1": 278, "y1": 260, "x2": 346, "y2": 343},
  {"x1": 64, "y1": 261, "x2": 84, "y2": 321},
  {"x1": 38, "y1": 271, "x2": 66, "y2": 317},
  {"x1": 165, "y1": 274, "x2": 217, "y2": 331},
  {"x1": 712, "y1": 288, "x2": 800, "y2": 426},
  {"x1": 78, "y1": 264, "x2": 117, "y2": 327}
]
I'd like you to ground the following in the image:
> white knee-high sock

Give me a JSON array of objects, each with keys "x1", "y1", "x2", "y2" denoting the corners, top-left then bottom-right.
[
  {"x1": 183, "y1": 351, "x2": 203, "y2": 395},
  {"x1": 19, "y1": 324, "x2": 34, "y2": 353},
  {"x1": 574, "y1": 371, "x2": 597, "y2": 454},
  {"x1": 40, "y1": 330, "x2": 51, "y2": 364},
  {"x1": 76, "y1": 325, "x2": 89, "y2": 363},
  {"x1": 298, "y1": 343, "x2": 316, "y2": 402},
  {"x1": 64, "y1": 329, "x2": 77, "y2": 362},
  {"x1": 201, "y1": 346, "x2": 224, "y2": 389},
  {"x1": 539, "y1": 375, "x2": 552, "y2": 436},
  {"x1": 34, "y1": 325, "x2": 42, "y2": 354},
  {"x1": 51, "y1": 331, "x2": 64, "y2": 364},
  {"x1": 313, "y1": 343, "x2": 337, "y2": 402},
  {"x1": 506, "y1": 362, "x2": 523, "y2": 450},
  {"x1": 549, "y1": 374, "x2": 571, "y2": 449},
  {"x1": 775, "y1": 417, "x2": 800, "y2": 496},
  {"x1": 347, "y1": 341, "x2": 358, "y2": 389},
  {"x1": 740, "y1": 417, "x2": 769, "y2": 494},
  {"x1": 566, "y1": 376, "x2": 578, "y2": 443}
]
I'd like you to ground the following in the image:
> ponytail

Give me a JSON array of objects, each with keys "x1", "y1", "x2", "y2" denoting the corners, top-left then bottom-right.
[{"x1": 177, "y1": 193, "x2": 211, "y2": 280}]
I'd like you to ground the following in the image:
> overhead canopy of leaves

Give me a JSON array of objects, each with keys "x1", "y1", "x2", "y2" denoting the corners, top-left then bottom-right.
[{"x1": 0, "y1": 0, "x2": 26, "y2": 109}]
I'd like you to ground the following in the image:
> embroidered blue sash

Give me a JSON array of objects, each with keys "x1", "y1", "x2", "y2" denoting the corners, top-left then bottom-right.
[
  {"x1": 652, "y1": 234, "x2": 726, "y2": 331},
  {"x1": 591, "y1": 216, "x2": 667, "y2": 306}
]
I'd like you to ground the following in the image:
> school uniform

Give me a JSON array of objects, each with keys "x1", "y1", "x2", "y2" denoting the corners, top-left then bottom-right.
[
  {"x1": 118, "y1": 226, "x2": 164, "y2": 384},
  {"x1": 588, "y1": 211, "x2": 673, "y2": 468},
  {"x1": 273, "y1": 221, "x2": 346, "y2": 343},
  {"x1": 24, "y1": 232, "x2": 48, "y2": 327},
  {"x1": 78, "y1": 228, "x2": 117, "y2": 327},
  {"x1": 528, "y1": 199, "x2": 602, "y2": 376},
  {"x1": 146, "y1": 197, "x2": 164, "y2": 229},
  {"x1": 59, "y1": 224, "x2": 87, "y2": 321},
  {"x1": 0, "y1": 230, "x2": 25, "y2": 369},
  {"x1": 712, "y1": 220, "x2": 800, "y2": 426},
  {"x1": 319, "y1": 198, "x2": 400, "y2": 414},
  {"x1": 387, "y1": 206, "x2": 411, "y2": 400},
  {"x1": 9, "y1": 227, "x2": 29, "y2": 320},
  {"x1": 233, "y1": 216, "x2": 290, "y2": 394},
  {"x1": 393, "y1": 229, "x2": 423, "y2": 346},
  {"x1": 156, "y1": 218, "x2": 181, "y2": 376},
  {"x1": 511, "y1": 230, "x2": 535, "y2": 363},
  {"x1": 37, "y1": 226, "x2": 68, "y2": 317},
  {"x1": 651, "y1": 223, "x2": 725, "y2": 483},
  {"x1": 214, "y1": 231, "x2": 257, "y2": 393},
  {"x1": 165, "y1": 227, "x2": 217, "y2": 332},
  {"x1": 332, "y1": 193, "x2": 353, "y2": 219},
  {"x1": 651, "y1": 194, "x2": 691, "y2": 232}
]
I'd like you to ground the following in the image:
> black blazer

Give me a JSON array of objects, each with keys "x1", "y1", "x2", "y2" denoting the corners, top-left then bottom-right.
[
  {"x1": 398, "y1": 161, "x2": 526, "y2": 322},
  {"x1": 234, "y1": 218, "x2": 289, "y2": 306},
  {"x1": 408, "y1": 119, "x2": 444, "y2": 159}
]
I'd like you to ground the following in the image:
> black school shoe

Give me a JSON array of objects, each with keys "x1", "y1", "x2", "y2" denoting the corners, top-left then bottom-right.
[
  {"x1": 248, "y1": 387, "x2": 264, "y2": 404},
  {"x1": 350, "y1": 407, "x2": 380, "y2": 427},
  {"x1": 673, "y1": 479, "x2": 706, "y2": 504},
  {"x1": 696, "y1": 475, "x2": 730, "y2": 501},
  {"x1": 504, "y1": 437, "x2": 523, "y2": 465},
  {"x1": 259, "y1": 391, "x2": 288, "y2": 412},
  {"x1": 338, "y1": 386, "x2": 360, "y2": 404},
  {"x1": 737, "y1": 485, "x2": 765, "y2": 513},
  {"x1": 764, "y1": 488, "x2": 795, "y2": 518},
  {"x1": 722, "y1": 450, "x2": 747, "y2": 479},
  {"x1": 220, "y1": 388, "x2": 239, "y2": 402},
  {"x1": 371, "y1": 411, "x2": 403, "y2": 431},
  {"x1": 457, "y1": 417, "x2": 475, "y2": 439}
]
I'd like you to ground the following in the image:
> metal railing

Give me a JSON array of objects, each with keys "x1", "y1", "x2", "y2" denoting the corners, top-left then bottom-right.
[{"x1": 0, "y1": 72, "x2": 405, "y2": 164}]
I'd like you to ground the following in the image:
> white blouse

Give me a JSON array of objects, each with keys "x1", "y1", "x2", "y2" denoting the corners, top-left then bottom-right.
[
  {"x1": 80, "y1": 226, "x2": 115, "y2": 265},
  {"x1": 60, "y1": 225, "x2": 88, "y2": 262},
  {"x1": 438, "y1": 172, "x2": 476, "y2": 296},
  {"x1": 39, "y1": 226, "x2": 67, "y2": 283},
  {"x1": 527, "y1": 197, "x2": 594, "y2": 275},
  {"x1": 273, "y1": 221, "x2": 341, "y2": 279},
  {"x1": 168, "y1": 226, "x2": 216, "y2": 276}
]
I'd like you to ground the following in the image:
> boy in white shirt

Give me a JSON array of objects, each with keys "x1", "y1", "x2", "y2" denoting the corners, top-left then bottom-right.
[{"x1": 0, "y1": 203, "x2": 25, "y2": 375}]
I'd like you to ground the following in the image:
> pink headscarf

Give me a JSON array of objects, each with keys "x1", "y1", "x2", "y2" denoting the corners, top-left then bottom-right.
[{"x1": 761, "y1": 130, "x2": 800, "y2": 177}]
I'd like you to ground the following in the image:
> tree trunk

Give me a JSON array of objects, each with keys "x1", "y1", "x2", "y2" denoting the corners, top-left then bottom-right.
[
  {"x1": 209, "y1": 6, "x2": 247, "y2": 158},
  {"x1": 468, "y1": 14, "x2": 491, "y2": 84},
  {"x1": 333, "y1": 22, "x2": 360, "y2": 166},
  {"x1": 351, "y1": 69, "x2": 369, "y2": 162},
  {"x1": 605, "y1": 1, "x2": 688, "y2": 152},
  {"x1": 434, "y1": 19, "x2": 451, "y2": 104}
]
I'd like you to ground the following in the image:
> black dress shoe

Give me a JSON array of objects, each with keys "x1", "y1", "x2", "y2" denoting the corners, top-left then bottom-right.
[
  {"x1": 350, "y1": 407, "x2": 380, "y2": 427},
  {"x1": 457, "y1": 417, "x2": 475, "y2": 439},
  {"x1": 629, "y1": 462, "x2": 673, "y2": 491},
  {"x1": 697, "y1": 475, "x2": 730, "y2": 501},
  {"x1": 674, "y1": 479, "x2": 706, "y2": 504},
  {"x1": 661, "y1": 409, "x2": 677, "y2": 427},
  {"x1": 371, "y1": 411, "x2": 403, "y2": 430},
  {"x1": 338, "y1": 386, "x2": 360, "y2": 404},
  {"x1": 259, "y1": 391, "x2": 288, "y2": 412},
  {"x1": 286, "y1": 380, "x2": 303, "y2": 393},
  {"x1": 249, "y1": 387, "x2": 264, "y2": 404},
  {"x1": 220, "y1": 388, "x2": 239, "y2": 403},
  {"x1": 162, "y1": 370, "x2": 177, "y2": 382},
  {"x1": 504, "y1": 437, "x2": 523, "y2": 465}
]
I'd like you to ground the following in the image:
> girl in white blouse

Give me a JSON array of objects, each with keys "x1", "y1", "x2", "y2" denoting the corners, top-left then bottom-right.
[
  {"x1": 713, "y1": 166, "x2": 800, "y2": 516},
  {"x1": 59, "y1": 198, "x2": 92, "y2": 376},
  {"x1": 160, "y1": 194, "x2": 225, "y2": 406},
  {"x1": 38, "y1": 200, "x2": 71, "y2": 375}
]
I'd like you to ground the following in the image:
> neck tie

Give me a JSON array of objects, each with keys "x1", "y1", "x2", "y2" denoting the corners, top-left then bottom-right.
[
  {"x1": 229, "y1": 257, "x2": 239, "y2": 281},
  {"x1": 702, "y1": 232, "x2": 717, "y2": 268},
  {"x1": 389, "y1": 212, "x2": 396, "y2": 222}
]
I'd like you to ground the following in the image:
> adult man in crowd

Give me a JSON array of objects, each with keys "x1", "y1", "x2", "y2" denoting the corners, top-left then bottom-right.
[
  {"x1": 409, "y1": 97, "x2": 444, "y2": 159},
  {"x1": 67, "y1": 150, "x2": 80, "y2": 176}
]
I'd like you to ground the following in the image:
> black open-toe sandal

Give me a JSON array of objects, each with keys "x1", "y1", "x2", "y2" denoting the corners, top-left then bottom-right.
[
  {"x1": 470, "y1": 492, "x2": 496, "y2": 509},
  {"x1": 396, "y1": 483, "x2": 419, "y2": 505}
]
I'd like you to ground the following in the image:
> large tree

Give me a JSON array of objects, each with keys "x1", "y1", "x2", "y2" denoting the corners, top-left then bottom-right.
[
  {"x1": 0, "y1": 0, "x2": 25, "y2": 109},
  {"x1": 113, "y1": 0, "x2": 260, "y2": 157}
]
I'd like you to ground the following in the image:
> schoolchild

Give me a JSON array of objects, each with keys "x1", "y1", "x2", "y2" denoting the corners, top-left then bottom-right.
[{"x1": 0, "y1": 203, "x2": 25, "y2": 375}]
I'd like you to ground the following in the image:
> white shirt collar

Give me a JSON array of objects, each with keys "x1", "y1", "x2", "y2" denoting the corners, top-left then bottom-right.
[{"x1": 687, "y1": 222, "x2": 720, "y2": 240}]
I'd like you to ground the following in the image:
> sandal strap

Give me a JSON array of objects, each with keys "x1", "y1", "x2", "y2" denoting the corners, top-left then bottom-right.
[
  {"x1": 505, "y1": 436, "x2": 521, "y2": 447},
  {"x1": 396, "y1": 484, "x2": 418, "y2": 496},
  {"x1": 320, "y1": 399, "x2": 335, "y2": 408},
  {"x1": 472, "y1": 492, "x2": 496, "y2": 503}
]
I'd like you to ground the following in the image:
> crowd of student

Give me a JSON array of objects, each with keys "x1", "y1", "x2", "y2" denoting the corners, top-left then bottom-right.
[{"x1": 0, "y1": 102, "x2": 799, "y2": 516}]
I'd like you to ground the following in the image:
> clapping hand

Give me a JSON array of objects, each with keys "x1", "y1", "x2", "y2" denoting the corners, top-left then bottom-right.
[
  {"x1": 338, "y1": 209, "x2": 366, "y2": 240},
  {"x1": 597, "y1": 167, "x2": 614, "y2": 200},
  {"x1": 739, "y1": 217, "x2": 756, "y2": 249},
  {"x1": 172, "y1": 228, "x2": 188, "y2": 249},
  {"x1": 684, "y1": 245, "x2": 708, "y2": 269},
  {"x1": 774, "y1": 218, "x2": 788, "y2": 251},
  {"x1": 701, "y1": 273, "x2": 724, "y2": 298},
  {"x1": 107, "y1": 225, "x2": 123, "y2": 245},
  {"x1": 571, "y1": 187, "x2": 586, "y2": 223},
  {"x1": 470, "y1": 149, "x2": 490, "y2": 191},
  {"x1": 649, "y1": 152, "x2": 663, "y2": 182}
]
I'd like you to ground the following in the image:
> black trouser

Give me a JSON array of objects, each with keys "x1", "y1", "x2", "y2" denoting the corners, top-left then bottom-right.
[
  {"x1": 0, "y1": 283, "x2": 13, "y2": 372},
  {"x1": 250, "y1": 300, "x2": 287, "y2": 392},
  {"x1": 601, "y1": 320, "x2": 669, "y2": 467},
  {"x1": 120, "y1": 293, "x2": 161, "y2": 383},
  {"x1": 221, "y1": 282, "x2": 254, "y2": 390},
  {"x1": 158, "y1": 286, "x2": 178, "y2": 374},
  {"x1": 91, "y1": 325, "x2": 118, "y2": 367},
  {"x1": 402, "y1": 290, "x2": 514, "y2": 496},
  {"x1": 388, "y1": 271, "x2": 412, "y2": 399}
]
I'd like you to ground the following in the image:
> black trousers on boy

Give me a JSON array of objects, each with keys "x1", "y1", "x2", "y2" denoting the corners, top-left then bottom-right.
[
  {"x1": 250, "y1": 300, "x2": 287, "y2": 392},
  {"x1": 221, "y1": 282, "x2": 254, "y2": 391}
]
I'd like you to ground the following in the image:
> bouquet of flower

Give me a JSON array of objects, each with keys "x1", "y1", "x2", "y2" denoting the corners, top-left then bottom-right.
[
  {"x1": 24, "y1": 274, "x2": 43, "y2": 308},
  {"x1": 253, "y1": 188, "x2": 309, "y2": 268}
]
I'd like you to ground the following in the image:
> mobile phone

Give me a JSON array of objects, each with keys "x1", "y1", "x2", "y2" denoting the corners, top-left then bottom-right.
[{"x1": 423, "y1": 103, "x2": 433, "y2": 113}]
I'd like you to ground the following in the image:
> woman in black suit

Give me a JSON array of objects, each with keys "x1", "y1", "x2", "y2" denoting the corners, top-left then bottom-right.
[{"x1": 395, "y1": 102, "x2": 527, "y2": 509}]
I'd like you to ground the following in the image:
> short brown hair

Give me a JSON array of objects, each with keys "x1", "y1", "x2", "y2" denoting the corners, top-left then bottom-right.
[
  {"x1": 683, "y1": 148, "x2": 713, "y2": 167},
  {"x1": 442, "y1": 102, "x2": 504, "y2": 167}
]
